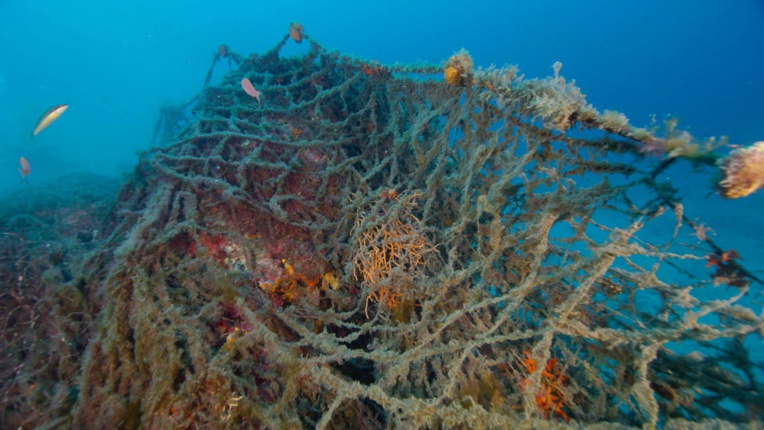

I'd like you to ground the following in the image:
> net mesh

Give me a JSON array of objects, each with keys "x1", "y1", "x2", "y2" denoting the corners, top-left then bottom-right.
[{"x1": 1, "y1": 30, "x2": 762, "y2": 429}]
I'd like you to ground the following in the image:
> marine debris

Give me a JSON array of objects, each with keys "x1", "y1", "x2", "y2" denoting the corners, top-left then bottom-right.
[{"x1": 1, "y1": 24, "x2": 762, "y2": 429}]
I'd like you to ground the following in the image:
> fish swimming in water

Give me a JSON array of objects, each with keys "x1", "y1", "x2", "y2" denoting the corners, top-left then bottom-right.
[
  {"x1": 18, "y1": 156, "x2": 30, "y2": 183},
  {"x1": 241, "y1": 78, "x2": 261, "y2": 104},
  {"x1": 32, "y1": 104, "x2": 68, "y2": 136}
]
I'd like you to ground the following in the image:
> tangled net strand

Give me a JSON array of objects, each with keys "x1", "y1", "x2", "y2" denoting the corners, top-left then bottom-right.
[{"x1": 1, "y1": 30, "x2": 762, "y2": 429}]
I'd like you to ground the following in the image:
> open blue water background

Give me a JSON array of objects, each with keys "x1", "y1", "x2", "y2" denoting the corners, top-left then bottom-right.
[{"x1": 1, "y1": 2, "x2": 762, "y2": 279}]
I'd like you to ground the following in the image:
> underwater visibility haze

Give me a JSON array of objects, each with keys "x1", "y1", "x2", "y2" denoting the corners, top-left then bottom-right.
[{"x1": 0, "y1": 1, "x2": 763, "y2": 428}]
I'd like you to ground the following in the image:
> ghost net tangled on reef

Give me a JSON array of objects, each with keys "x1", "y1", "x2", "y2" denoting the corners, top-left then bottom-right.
[
  {"x1": 0, "y1": 173, "x2": 120, "y2": 428},
  {"x1": 3, "y1": 29, "x2": 762, "y2": 429}
]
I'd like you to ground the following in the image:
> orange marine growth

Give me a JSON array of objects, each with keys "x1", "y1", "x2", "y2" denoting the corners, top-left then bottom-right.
[
  {"x1": 361, "y1": 60, "x2": 389, "y2": 78},
  {"x1": 289, "y1": 22, "x2": 304, "y2": 43},
  {"x1": 705, "y1": 249, "x2": 748, "y2": 288},
  {"x1": 520, "y1": 351, "x2": 569, "y2": 422},
  {"x1": 259, "y1": 259, "x2": 324, "y2": 307},
  {"x1": 444, "y1": 49, "x2": 474, "y2": 87},
  {"x1": 717, "y1": 141, "x2": 764, "y2": 198},
  {"x1": 444, "y1": 66, "x2": 460, "y2": 85},
  {"x1": 353, "y1": 192, "x2": 430, "y2": 317}
]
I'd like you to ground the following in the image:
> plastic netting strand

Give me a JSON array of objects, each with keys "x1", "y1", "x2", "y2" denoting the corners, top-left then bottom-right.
[{"x1": 1, "y1": 35, "x2": 762, "y2": 429}]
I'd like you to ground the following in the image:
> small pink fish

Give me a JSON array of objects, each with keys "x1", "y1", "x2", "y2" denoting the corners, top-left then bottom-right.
[
  {"x1": 18, "y1": 156, "x2": 30, "y2": 183},
  {"x1": 241, "y1": 78, "x2": 262, "y2": 104}
]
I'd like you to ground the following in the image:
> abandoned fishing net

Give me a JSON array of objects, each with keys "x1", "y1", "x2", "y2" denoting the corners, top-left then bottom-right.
[{"x1": 2, "y1": 26, "x2": 763, "y2": 429}]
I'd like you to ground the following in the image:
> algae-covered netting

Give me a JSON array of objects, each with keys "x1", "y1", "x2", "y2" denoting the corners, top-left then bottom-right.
[
  {"x1": 0, "y1": 173, "x2": 121, "y2": 428},
  {"x1": 3, "y1": 31, "x2": 763, "y2": 429}
]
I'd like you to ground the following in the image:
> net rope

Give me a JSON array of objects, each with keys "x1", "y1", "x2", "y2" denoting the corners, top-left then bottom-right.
[{"x1": 1, "y1": 31, "x2": 762, "y2": 429}]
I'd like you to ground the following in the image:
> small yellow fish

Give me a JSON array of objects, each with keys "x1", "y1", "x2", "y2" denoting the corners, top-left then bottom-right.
[{"x1": 32, "y1": 104, "x2": 68, "y2": 136}]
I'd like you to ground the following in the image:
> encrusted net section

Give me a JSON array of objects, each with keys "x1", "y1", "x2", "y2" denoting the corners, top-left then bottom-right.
[
  {"x1": 2, "y1": 33, "x2": 762, "y2": 429},
  {"x1": 0, "y1": 173, "x2": 120, "y2": 428}
]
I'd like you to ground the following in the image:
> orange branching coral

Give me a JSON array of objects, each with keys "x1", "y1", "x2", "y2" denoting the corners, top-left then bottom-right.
[
  {"x1": 289, "y1": 22, "x2": 304, "y2": 43},
  {"x1": 520, "y1": 351, "x2": 569, "y2": 422},
  {"x1": 717, "y1": 141, "x2": 764, "y2": 198},
  {"x1": 444, "y1": 49, "x2": 474, "y2": 86},
  {"x1": 353, "y1": 192, "x2": 431, "y2": 317}
]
